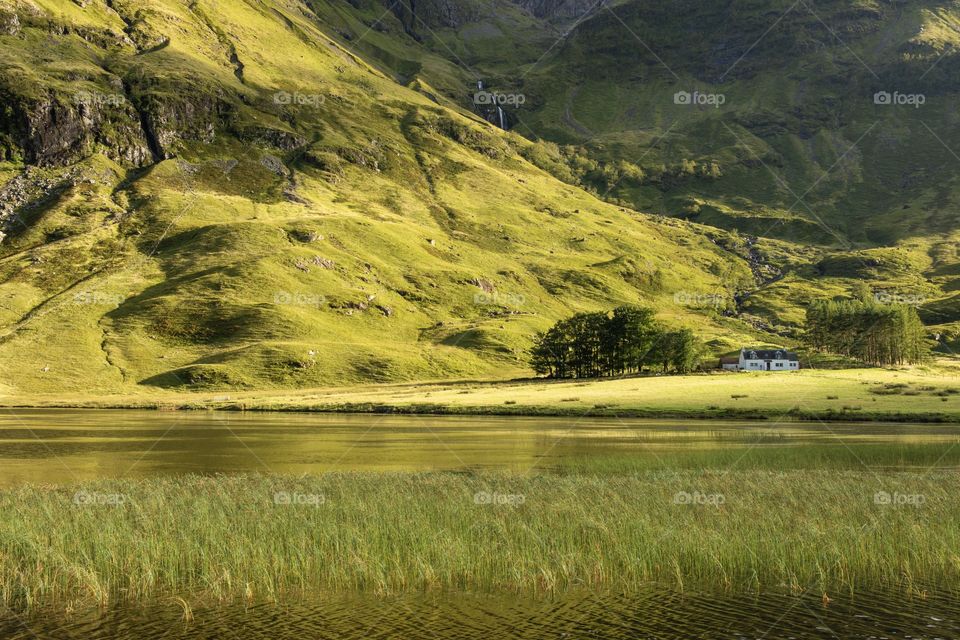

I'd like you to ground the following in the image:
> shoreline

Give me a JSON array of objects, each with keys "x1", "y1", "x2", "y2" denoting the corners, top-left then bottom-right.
[{"x1": 2, "y1": 401, "x2": 959, "y2": 423}]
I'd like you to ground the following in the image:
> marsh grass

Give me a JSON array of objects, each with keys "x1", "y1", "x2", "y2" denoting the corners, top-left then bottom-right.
[{"x1": 1, "y1": 471, "x2": 959, "y2": 612}]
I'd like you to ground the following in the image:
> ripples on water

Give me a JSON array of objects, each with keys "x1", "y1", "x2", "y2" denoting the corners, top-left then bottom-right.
[{"x1": 3, "y1": 590, "x2": 958, "y2": 639}]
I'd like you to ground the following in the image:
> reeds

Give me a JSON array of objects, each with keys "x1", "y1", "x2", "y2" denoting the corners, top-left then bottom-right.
[{"x1": 0, "y1": 471, "x2": 957, "y2": 611}]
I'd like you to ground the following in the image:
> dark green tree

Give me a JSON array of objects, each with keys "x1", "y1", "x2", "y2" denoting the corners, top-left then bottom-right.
[
  {"x1": 529, "y1": 306, "x2": 702, "y2": 378},
  {"x1": 805, "y1": 297, "x2": 927, "y2": 366}
]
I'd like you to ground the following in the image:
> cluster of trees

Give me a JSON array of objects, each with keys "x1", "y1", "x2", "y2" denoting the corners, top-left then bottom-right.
[
  {"x1": 592, "y1": 158, "x2": 722, "y2": 190},
  {"x1": 530, "y1": 306, "x2": 702, "y2": 378},
  {"x1": 520, "y1": 141, "x2": 721, "y2": 195},
  {"x1": 805, "y1": 297, "x2": 927, "y2": 366}
]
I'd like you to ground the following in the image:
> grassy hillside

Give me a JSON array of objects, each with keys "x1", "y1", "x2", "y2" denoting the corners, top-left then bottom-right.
[
  {"x1": 0, "y1": 0, "x2": 956, "y2": 396},
  {"x1": 366, "y1": 0, "x2": 960, "y2": 349},
  {"x1": 0, "y1": 0, "x2": 773, "y2": 395}
]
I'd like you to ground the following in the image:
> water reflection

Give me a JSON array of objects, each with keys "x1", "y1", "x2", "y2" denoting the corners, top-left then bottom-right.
[{"x1": 0, "y1": 410, "x2": 959, "y2": 486}]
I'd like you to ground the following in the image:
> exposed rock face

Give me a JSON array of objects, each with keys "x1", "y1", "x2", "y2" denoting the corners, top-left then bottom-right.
[
  {"x1": 0, "y1": 3, "x2": 307, "y2": 167},
  {"x1": 508, "y1": 0, "x2": 604, "y2": 20},
  {"x1": 132, "y1": 90, "x2": 308, "y2": 160},
  {"x1": 234, "y1": 125, "x2": 306, "y2": 151},
  {"x1": 0, "y1": 77, "x2": 275, "y2": 166},
  {"x1": 379, "y1": 0, "x2": 600, "y2": 32},
  {"x1": 0, "y1": 166, "x2": 78, "y2": 244},
  {"x1": 383, "y1": 0, "x2": 480, "y2": 33},
  {"x1": 0, "y1": 71, "x2": 297, "y2": 169},
  {"x1": 0, "y1": 84, "x2": 153, "y2": 167},
  {"x1": 0, "y1": 7, "x2": 21, "y2": 35},
  {"x1": 133, "y1": 91, "x2": 225, "y2": 159}
]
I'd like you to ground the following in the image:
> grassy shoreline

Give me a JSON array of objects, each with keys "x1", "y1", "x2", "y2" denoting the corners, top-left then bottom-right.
[
  {"x1": 3, "y1": 367, "x2": 960, "y2": 423},
  {"x1": 1, "y1": 471, "x2": 957, "y2": 612},
  {"x1": 5, "y1": 401, "x2": 958, "y2": 423}
]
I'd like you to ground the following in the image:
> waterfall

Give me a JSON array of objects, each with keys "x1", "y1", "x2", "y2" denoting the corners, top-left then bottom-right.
[{"x1": 475, "y1": 80, "x2": 505, "y2": 130}]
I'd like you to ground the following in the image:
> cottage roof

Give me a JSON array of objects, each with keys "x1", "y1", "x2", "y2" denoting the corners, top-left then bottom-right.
[{"x1": 740, "y1": 348, "x2": 799, "y2": 361}]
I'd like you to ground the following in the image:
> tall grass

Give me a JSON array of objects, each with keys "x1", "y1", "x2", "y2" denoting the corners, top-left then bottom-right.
[{"x1": 1, "y1": 471, "x2": 959, "y2": 611}]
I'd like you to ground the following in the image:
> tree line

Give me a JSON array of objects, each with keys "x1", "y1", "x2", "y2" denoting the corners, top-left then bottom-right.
[
  {"x1": 530, "y1": 306, "x2": 701, "y2": 378},
  {"x1": 805, "y1": 296, "x2": 927, "y2": 366}
]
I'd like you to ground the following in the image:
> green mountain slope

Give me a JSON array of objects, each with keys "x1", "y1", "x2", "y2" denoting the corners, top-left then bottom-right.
[
  {"x1": 334, "y1": 0, "x2": 960, "y2": 351},
  {"x1": 0, "y1": 0, "x2": 770, "y2": 394}
]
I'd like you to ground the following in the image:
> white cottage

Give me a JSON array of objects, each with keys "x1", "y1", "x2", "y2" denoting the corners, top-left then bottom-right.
[{"x1": 722, "y1": 348, "x2": 800, "y2": 371}]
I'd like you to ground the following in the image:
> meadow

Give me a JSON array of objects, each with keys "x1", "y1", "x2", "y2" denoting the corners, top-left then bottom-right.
[
  {"x1": 0, "y1": 469, "x2": 957, "y2": 613},
  {"x1": 7, "y1": 365, "x2": 959, "y2": 422},
  {"x1": 236, "y1": 365, "x2": 960, "y2": 421}
]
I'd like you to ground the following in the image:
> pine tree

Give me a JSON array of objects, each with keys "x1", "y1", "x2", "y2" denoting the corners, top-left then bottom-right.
[{"x1": 804, "y1": 296, "x2": 928, "y2": 366}]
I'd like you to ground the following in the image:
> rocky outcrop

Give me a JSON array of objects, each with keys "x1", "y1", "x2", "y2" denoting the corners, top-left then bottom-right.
[
  {"x1": 0, "y1": 83, "x2": 153, "y2": 167},
  {"x1": 0, "y1": 3, "x2": 156, "y2": 166},
  {"x1": 233, "y1": 125, "x2": 306, "y2": 151},
  {"x1": 0, "y1": 167, "x2": 78, "y2": 244},
  {"x1": 0, "y1": 6, "x2": 21, "y2": 35},
  {"x1": 132, "y1": 86, "x2": 302, "y2": 159},
  {"x1": 0, "y1": 42, "x2": 275, "y2": 167},
  {"x1": 0, "y1": 71, "x2": 248, "y2": 167},
  {"x1": 130, "y1": 85, "x2": 234, "y2": 159},
  {"x1": 0, "y1": 1, "x2": 299, "y2": 167},
  {"x1": 379, "y1": 0, "x2": 600, "y2": 33},
  {"x1": 508, "y1": 0, "x2": 604, "y2": 20},
  {"x1": 104, "y1": 0, "x2": 168, "y2": 52},
  {"x1": 383, "y1": 0, "x2": 480, "y2": 34}
]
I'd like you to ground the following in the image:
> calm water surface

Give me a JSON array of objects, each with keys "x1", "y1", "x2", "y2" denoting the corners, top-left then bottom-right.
[{"x1": 0, "y1": 409, "x2": 958, "y2": 485}]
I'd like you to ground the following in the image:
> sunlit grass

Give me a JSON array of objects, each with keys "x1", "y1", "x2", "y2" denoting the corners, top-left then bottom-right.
[
  {"x1": 4, "y1": 366, "x2": 960, "y2": 423},
  {"x1": 1, "y1": 470, "x2": 958, "y2": 611}
]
